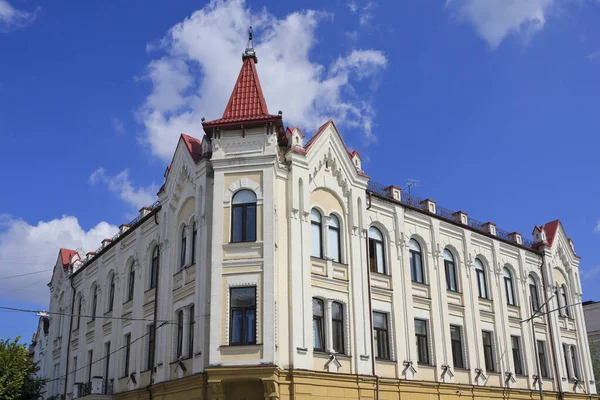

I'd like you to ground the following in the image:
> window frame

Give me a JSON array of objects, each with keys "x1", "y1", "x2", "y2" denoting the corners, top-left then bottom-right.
[
  {"x1": 511, "y1": 335, "x2": 523, "y2": 375},
  {"x1": 176, "y1": 309, "x2": 184, "y2": 359},
  {"x1": 373, "y1": 311, "x2": 390, "y2": 360},
  {"x1": 180, "y1": 224, "x2": 187, "y2": 270},
  {"x1": 450, "y1": 325, "x2": 464, "y2": 369},
  {"x1": 570, "y1": 345, "x2": 580, "y2": 379},
  {"x1": 475, "y1": 259, "x2": 489, "y2": 299},
  {"x1": 229, "y1": 286, "x2": 257, "y2": 345},
  {"x1": 147, "y1": 324, "x2": 155, "y2": 371},
  {"x1": 537, "y1": 340, "x2": 549, "y2": 378},
  {"x1": 328, "y1": 214, "x2": 342, "y2": 263},
  {"x1": 108, "y1": 274, "x2": 115, "y2": 312},
  {"x1": 409, "y1": 239, "x2": 425, "y2": 284},
  {"x1": 529, "y1": 275, "x2": 541, "y2": 313},
  {"x1": 191, "y1": 221, "x2": 197, "y2": 265},
  {"x1": 312, "y1": 298, "x2": 325, "y2": 352},
  {"x1": 444, "y1": 249, "x2": 458, "y2": 292},
  {"x1": 332, "y1": 301, "x2": 345, "y2": 354},
  {"x1": 104, "y1": 341, "x2": 111, "y2": 383},
  {"x1": 231, "y1": 190, "x2": 257, "y2": 243},
  {"x1": 368, "y1": 226, "x2": 386, "y2": 274},
  {"x1": 123, "y1": 333, "x2": 131, "y2": 377},
  {"x1": 560, "y1": 284, "x2": 570, "y2": 317},
  {"x1": 310, "y1": 209, "x2": 323, "y2": 259},
  {"x1": 482, "y1": 330, "x2": 495, "y2": 372},
  {"x1": 504, "y1": 267, "x2": 516, "y2": 306},
  {"x1": 75, "y1": 295, "x2": 82, "y2": 330},
  {"x1": 188, "y1": 305, "x2": 195, "y2": 358},
  {"x1": 127, "y1": 261, "x2": 135, "y2": 302},
  {"x1": 91, "y1": 286, "x2": 98, "y2": 321},
  {"x1": 415, "y1": 319, "x2": 430, "y2": 365},
  {"x1": 150, "y1": 245, "x2": 159, "y2": 289}
]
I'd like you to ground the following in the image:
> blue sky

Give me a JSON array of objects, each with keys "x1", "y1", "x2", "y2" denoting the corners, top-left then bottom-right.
[{"x1": 1, "y1": 0, "x2": 599, "y2": 342}]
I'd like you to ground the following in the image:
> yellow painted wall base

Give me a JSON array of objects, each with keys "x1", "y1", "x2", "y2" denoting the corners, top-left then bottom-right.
[{"x1": 113, "y1": 366, "x2": 597, "y2": 400}]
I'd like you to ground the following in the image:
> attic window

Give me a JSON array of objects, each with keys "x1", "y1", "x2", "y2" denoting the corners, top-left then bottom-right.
[{"x1": 296, "y1": 136, "x2": 299, "y2": 144}]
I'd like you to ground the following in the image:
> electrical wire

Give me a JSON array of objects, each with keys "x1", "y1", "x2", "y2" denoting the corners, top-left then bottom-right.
[
  {"x1": 45, "y1": 321, "x2": 169, "y2": 383},
  {"x1": 0, "y1": 269, "x2": 52, "y2": 280}
]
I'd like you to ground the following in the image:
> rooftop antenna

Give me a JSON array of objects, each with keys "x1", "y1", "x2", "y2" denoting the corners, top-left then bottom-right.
[
  {"x1": 404, "y1": 179, "x2": 419, "y2": 197},
  {"x1": 243, "y1": 18, "x2": 257, "y2": 62}
]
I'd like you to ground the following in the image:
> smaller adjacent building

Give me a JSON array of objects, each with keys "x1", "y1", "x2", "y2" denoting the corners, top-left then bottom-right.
[{"x1": 583, "y1": 300, "x2": 600, "y2": 391}]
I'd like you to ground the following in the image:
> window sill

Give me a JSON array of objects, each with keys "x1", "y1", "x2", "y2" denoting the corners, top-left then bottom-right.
[
  {"x1": 145, "y1": 287, "x2": 156, "y2": 294},
  {"x1": 375, "y1": 357, "x2": 396, "y2": 364},
  {"x1": 507, "y1": 304, "x2": 519, "y2": 309},
  {"x1": 123, "y1": 299, "x2": 133, "y2": 307},
  {"x1": 371, "y1": 271, "x2": 390, "y2": 278},
  {"x1": 313, "y1": 350, "x2": 351, "y2": 358},
  {"x1": 412, "y1": 281, "x2": 429, "y2": 288},
  {"x1": 219, "y1": 343, "x2": 261, "y2": 348},
  {"x1": 447, "y1": 289, "x2": 461, "y2": 294}
]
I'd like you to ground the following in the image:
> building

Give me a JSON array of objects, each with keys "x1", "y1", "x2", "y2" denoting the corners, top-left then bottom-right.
[
  {"x1": 583, "y1": 300, "x2": 600, "y2": 391},
  {"x1": 36, "y1": 33, "x2": 597, "y2": 400}
]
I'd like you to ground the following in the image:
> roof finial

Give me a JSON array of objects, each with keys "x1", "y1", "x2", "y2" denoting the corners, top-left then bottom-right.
[{"x1": 243, "y1": 24, "x2": 257, "y2": 63}]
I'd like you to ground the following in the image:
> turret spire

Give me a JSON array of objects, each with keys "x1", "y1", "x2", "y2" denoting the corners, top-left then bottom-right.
[{"x1": 243, "y1": 25, "x2": 257, "y2": 63}]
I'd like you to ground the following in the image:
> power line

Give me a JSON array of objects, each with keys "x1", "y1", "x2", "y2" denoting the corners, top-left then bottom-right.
[
  {"x1": 46, "y1": 321, "x2": 169, "y2": 383},
  {"x1": 0, "y1": 277, "x2": 49, "y2": 297},
  {"x1": 0, "y1": 269, "x2": 52, "y2": 280}
]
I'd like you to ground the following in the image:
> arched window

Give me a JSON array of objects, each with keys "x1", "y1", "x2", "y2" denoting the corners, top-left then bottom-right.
[
  {"x1": 91, "y1": 286, "x2": 98, "y2": 321},
  {"x1": 332, "y1": 302, "x2": 344, "y2": 354},
  {"x1": 475, "y1": 259, "x2": 488, "y2": 299},
  {"x1": 311, "y1": 209, "x2": 323, "y2": 258},
  {"x1": 313, "y1": 298, "x2": 325, "y2": 352},
  {"x1": 108, "y1": 274, "x2": 115, "y2": 312},
  {"x1": 328, "y1": 214, "x2": 341, "y2": 263},
  {"x1": 231, "y1": 190, "x2": 257, "y2": 243},
  {"x1": 192, "y1": 221, "x2": 197, "y2": 265},
  {"x1": 369, "y1": 227, "x2": 386, "y2": 274},
  {"x1": 560, "y1": 284, "x2": 570, "y2": 317},
  {"x1": 180, "y1": 225, "x2": 187, "y2": 270},
  {"x1": 409, "y1": 239, "x2": 425, "y2": 284},
  {"x1": 176, "y1": 309, "x2": 184, "y2": 358},
  {"x1": 504, "y1": 268, "x2": 516, "y2": 306},
  {"x1": 529, "y1": 275, "x2": 540, "y2": 312},
  {"x1": 150, "y1": 245, "x2": 159, "y2": 289},
  {"x1": 444, "y1": 249, "x2": 457, "y2": 292},
  {"x1": 127, "y1": 261, "x2": 135, "y2": 302}
]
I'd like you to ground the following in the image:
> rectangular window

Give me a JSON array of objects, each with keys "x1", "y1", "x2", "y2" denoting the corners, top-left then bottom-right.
[
  {"x1": 445, "y1": 260, "x2": 458, "y2": 292},
  {"x1": 311, "y1": 220, "x2": 322, "y2": 258},
  {"x1": 537, "y1": 340, "x2": 549, "y2": 378},
  {"x1": 450, "y1": 325, "x2": 464, "y2": 369},
  {"x1": 104, "y1": 342, "x2": 111, "y2": 381},
  {"x1": 87, "y1": 350, "x2": 93, "y2": 383},
  {"x1": 72, "y1": 356, "x2": 77, "y2": 382},
  {"x1": 176, "y1": 310, "x2": 184, "y2": 358},
  {"x1": 188, "y1": 305, "x2": 195, "y2": 358},
  {"x1": 230, "y1": 287, "x2": 257, "y2": 345},
  {"x1": 332, "y1": 302, "x2": 344, "y2": 354},
  {"x1": 511, "y1": 336, "x2": 523, "y2": 375},
  {"x1": 123, "y1": 334, "x2": 131, "y2": 377},
  {"x1": 147, "y1": 324, "x2": 155, "y2": 371},
  {"x1": 313, "y1": 298, "x2": 325, "y2": 352},
  {"x1": 373, "y1": 312, "x2": 390, "y2": 360},
  {"x1": 476, "y1": 268, "x2": 487, "y2": 299},
  {"x1": 482, "y1": 331, "x2": 495, "y2": 372},
  {"x1": 415, "y1": 319, "x2": 429, "y2": 365},
  {"x1": 563, "y1": 343, "x2": 571, "y2": 378}
]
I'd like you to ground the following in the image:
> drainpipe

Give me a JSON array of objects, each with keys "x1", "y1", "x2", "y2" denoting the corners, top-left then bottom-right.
[
  {"x1": 539, "y1": 252, "x2": 564, "y2": 400},
  {"x1": 63, "y1": 274, "x2": 76, "y2": 399},
  {"x1": 364, "y1": 206, "x2": 379, "y2": 400}
]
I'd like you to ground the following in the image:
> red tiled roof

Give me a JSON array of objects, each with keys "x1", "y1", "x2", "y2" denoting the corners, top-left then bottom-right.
[
  {"x1": 181, "y1": 133, "x2": 203, "y2": 163},
  {"x1": 543, "y1": 220, "x2": 560, "y2": 246},
  {"x1": 59, "y1": 248, "x2": 77, "y2": 270},
  {"x1": 203, "y1": 56, "x2": 280, "y2": 128}
]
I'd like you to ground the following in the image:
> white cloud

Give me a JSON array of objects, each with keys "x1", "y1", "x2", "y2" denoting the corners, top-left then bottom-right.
[
  {"x1": 359, "y1": 1, "x2": 376, "y2": 26},
  {"x1": 89, "y1": 168, "x2": 158, "y2": 210},
  {"x1": 580, "y1": 264, "x2": 600, "y2": 282},
  {"x1": 446, "y1": 0, "x2": 554, "y2": 49},
  {"x1": 587, "y1": 50, "x2": 600, "y2": 60},
  {"x1": 347, "y1": 1, "x2": 358, "y2": 13},
  {"x1": 112, "y1": 117, "x2": 125, "y2": 135},
  {"x1": 0, "y1": 0, "x2": 39, "y2": 32},
  {"x1": 0, "y1": 215, "x2": 117, "y2": 306},
  {"x1": 594, "y1": 219, "x2": 600, "y2": 233},
  {"x1": 136, "y1": 0, "x2": 387, "y2": 161}
]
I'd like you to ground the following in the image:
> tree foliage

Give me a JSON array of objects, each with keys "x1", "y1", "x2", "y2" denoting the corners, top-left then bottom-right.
[{"x1": 0, "y1": 337, "x2": 46, "y2": 400}]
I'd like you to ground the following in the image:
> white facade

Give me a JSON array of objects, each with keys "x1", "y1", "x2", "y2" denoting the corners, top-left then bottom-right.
[{"x1": 36, "y1": 50, "x2": 596, "y2": 400}]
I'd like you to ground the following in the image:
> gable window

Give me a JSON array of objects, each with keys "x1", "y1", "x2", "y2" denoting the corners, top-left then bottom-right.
[
  {"x1": 537, "y1": 340, "x2": 549, "y2": 378},
  {"x1": 150, "y1": 245, "x2": 159, "y2": 289},
  {"x1": 192, "y1": 221, "x2": 197, "y2": 265},
  {"x1": 313, "y1": 298, "x2": 325, "y2": 352},
  {"x1": 373, "y1": 312, "x2": 390, "y2": 360},
  {"x1": 560, "y1": 284, "x2": 570, "y2": 317},
  {"x1": 328, "y1": 214, "x2": 341, "y2": 263},
  {"x1": 176, "y1": 310, "x2": 184, "y2": 358},
  {"x1": 230, "y1": 287, "x2": 256, "y2": 345},
  {"x1": 108, "y1": 274, "x2": 115, "y2": 312},
  {"x1": 188, "y1": 305, "x2": 195, "y2": 357},
  {"x1": 180, "y1": 225, "x2": 187, "y2": 270},
  {"x1": 504, "y1": 268, "x2": 516, "y2": 306},
  {"x1": 450, "y1": 325, "x2": 464, "y2": 369},
  {"x1": 368, "y1": 227, "x2": 386, "y2": 274},
  {"x1": 482, "y1": 331, "x2": 495, "y2": 372},
  {"x1": 475, "y1": 259, "x2": 488, "y2": 299},
  {"x1": 511, "y1": 336, "x2": 523, "y2": 375},
  {"x1": 415, "y1": 319, "x2": 430, "y2": 365},
  {"x1": 311, "y1": 209, "x2": 323, "y2": 258},
  {"x1": 127, "y1": 262, "x2": 135, "y2": 302},
  {"x1": 409, "y1": 239, "x2": 424, "y2": 284},
  {"x1": 332, "y1": 302, "x2": 344, "y2": 354},
  {"x1": 91, "y1": 286, "x2": 98, "y2": 321},
  {"x1": 123, "y1": 333, "x2": 131, "y2": 377},
  {"x1": 231, "y1": 190, "x2": 257, "y2": 243},
  {"x1": 529, "y1": 275, "x2": 540, "y2": 313},
  {"x1": 444, "y1": 249, "x2": 458, "y2": 291}
]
